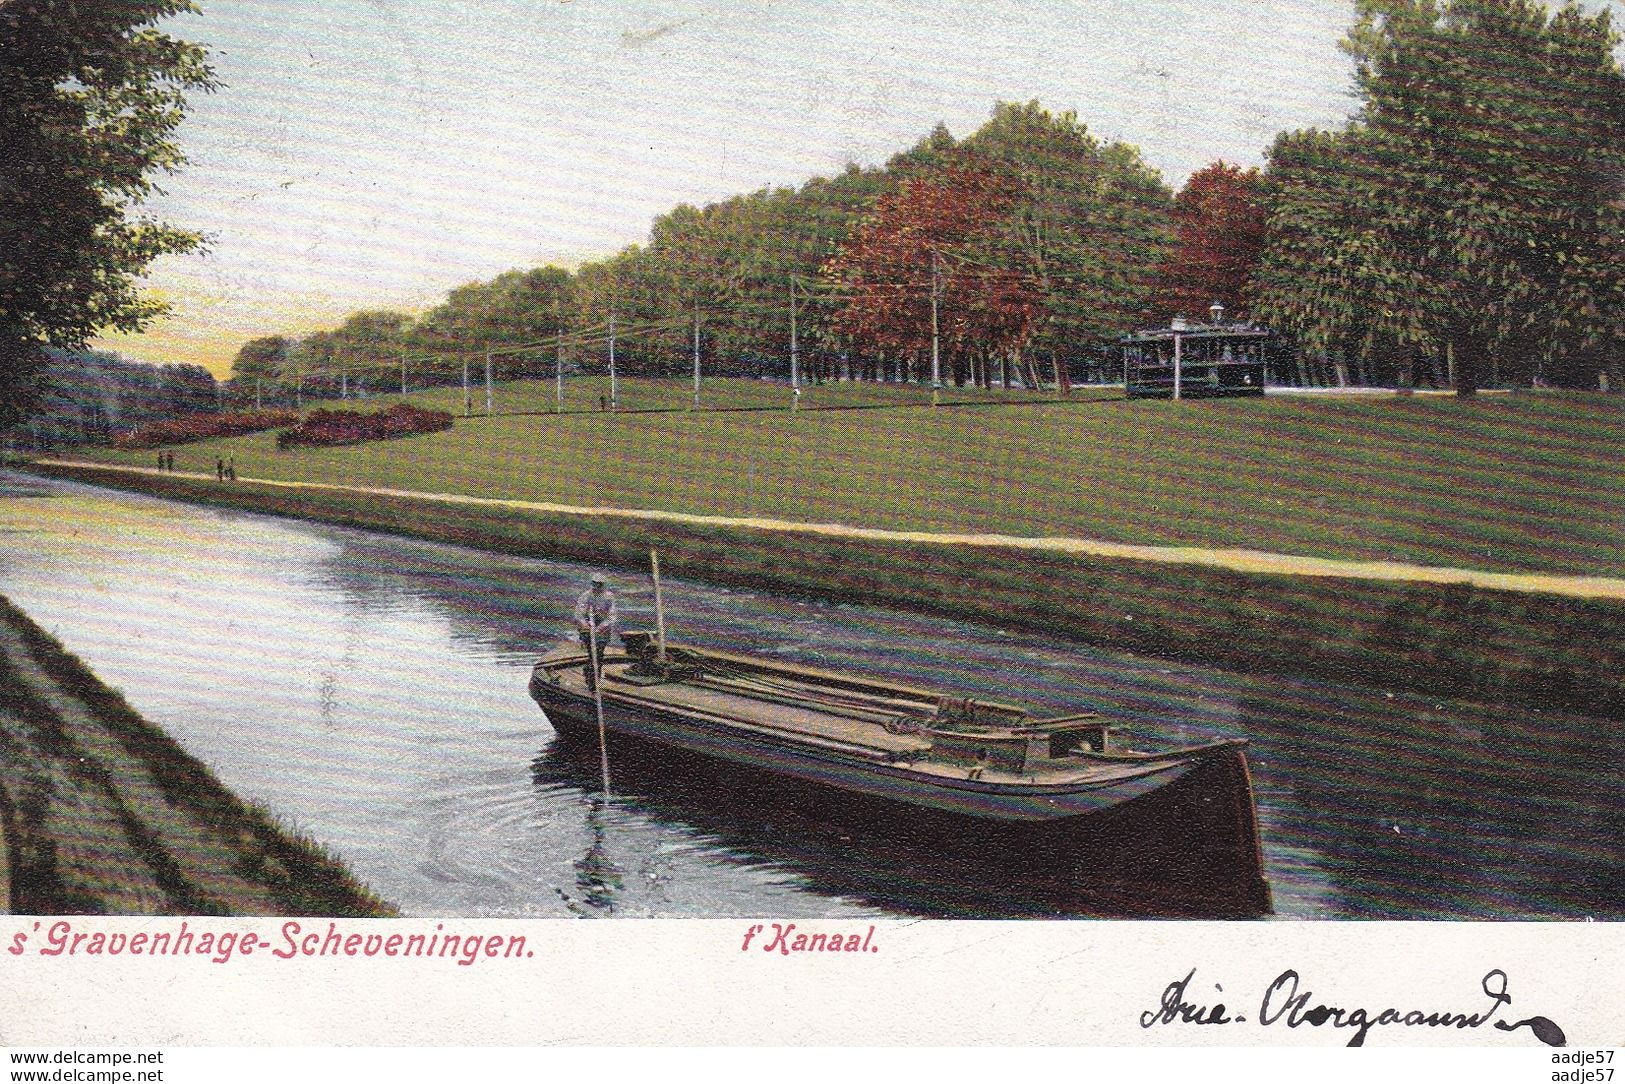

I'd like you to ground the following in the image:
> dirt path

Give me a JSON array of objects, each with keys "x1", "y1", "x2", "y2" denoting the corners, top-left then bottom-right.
[{"x1": 34, "y1": 459, "x2": 1625, "y2": 602}]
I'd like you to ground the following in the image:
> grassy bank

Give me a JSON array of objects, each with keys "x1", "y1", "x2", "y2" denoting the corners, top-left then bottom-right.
[
  {"x1": 31, "y1": 462, "x2": 1625, "y2": 722},
  {"x1": 0, "y1": 593, "x2": 394, "y2": 915},
  {"x1": 398, "y1": 373, "x2": 1079, "y2": 415},
  {"x1": 75, "y1": 382, "x2": 1623, "y2": 576}
]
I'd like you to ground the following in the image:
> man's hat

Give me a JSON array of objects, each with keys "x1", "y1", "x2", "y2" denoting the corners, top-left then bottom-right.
[{"x1": 590, "y1": 572, "x2": 606, "y2": 584}]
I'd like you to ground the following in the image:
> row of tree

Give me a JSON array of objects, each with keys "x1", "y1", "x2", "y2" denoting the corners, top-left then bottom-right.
[
  {"x1": 9, "y1": 350, "x2": 218, "y2": 451},
  {"x1": 228, "y1": 100, "x2": 1196, "y2": 402},
  {"x1": 237, "y1": 3, "x2": 1622, "y2": 401},
  {"x1": 1252, "y1": 0, "x2": 1625, "y2": 392},
  {"x1": 2, "y1": 1, "x2": 1619, "y2": 423}
]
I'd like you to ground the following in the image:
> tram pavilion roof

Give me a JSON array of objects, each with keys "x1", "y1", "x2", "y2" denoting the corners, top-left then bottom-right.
[{"x1": 1121, "y1": 320, "x2": 1273, "y2": 343}]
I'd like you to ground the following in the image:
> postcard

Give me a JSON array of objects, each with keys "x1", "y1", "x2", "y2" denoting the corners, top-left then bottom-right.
[{"x1": 0, "y1": 0, "x2": 1620, "y2": 1066}]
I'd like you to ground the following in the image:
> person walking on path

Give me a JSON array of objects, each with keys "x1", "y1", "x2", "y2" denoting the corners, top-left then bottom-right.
[
  {"x1": 216, "y1": 457, "x2": 224, "y2": 481},
  {"x1": 165, "y1": 452, "x2": 174, "y2": 471},
  {"x1": 573, "y1": 572, "x2": 618, "y2": 690},
  {"x1": 227, "y1": 456, "x2": 236, "y2": 481}
]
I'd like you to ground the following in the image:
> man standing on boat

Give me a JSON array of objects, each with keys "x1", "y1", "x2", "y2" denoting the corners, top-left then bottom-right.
[{"x1": 573, "y1": 572, "x2": 617, "y2": 690}]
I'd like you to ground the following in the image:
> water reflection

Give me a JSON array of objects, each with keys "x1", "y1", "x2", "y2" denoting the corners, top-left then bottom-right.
[
  {"x1": 0, "y1": 472, "x2": 1618, "y2": 919},
  {"x1": 531, "y1": 739, "x2": 1231, "y2": 919},
  {"x1": 561, "y1": 796, "x2": 625, "y2": 918}
]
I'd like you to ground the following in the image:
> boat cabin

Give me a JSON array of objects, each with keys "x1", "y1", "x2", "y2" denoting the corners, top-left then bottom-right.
[{"x1": 1122, "y1": 313, "x2": 1271, "y2": 400}]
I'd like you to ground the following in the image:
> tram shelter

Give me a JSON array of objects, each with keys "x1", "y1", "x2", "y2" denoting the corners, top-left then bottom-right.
[{"x1": 1122, "y1": 309, "x2": 1271, "y2": 399}]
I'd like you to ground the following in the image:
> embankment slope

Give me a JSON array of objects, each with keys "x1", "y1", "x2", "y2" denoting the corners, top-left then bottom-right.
[{"x1": 0, "y1": 594, "x2": 392, "y2": 916}]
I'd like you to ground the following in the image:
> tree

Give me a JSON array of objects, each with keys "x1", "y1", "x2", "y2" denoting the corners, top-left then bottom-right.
[
  {"x1": 959, "y1": 101, "x2": 1175, "y2": 355},
  {"x1": 1252, "y1": 0, "x2": 1625, "y2": 395},
  {"x1": 330, "y1": 310, "x2": 412, "y2": 391},
  {"x1": 824, "y1": 161, "x2": 1042, "y2": 381},
  {"x1": 0, "y1": 1, "x2": 215, "y2": 427},
  {"x1": 228, "y1": 335, "x2": 290, "y2": 404},
  {"x1": 1151, "y1": 162, "x2": 1268, "y2": 323},
  {"x1": 415, "y1": 266, "x2": 573, "y2": 380}
]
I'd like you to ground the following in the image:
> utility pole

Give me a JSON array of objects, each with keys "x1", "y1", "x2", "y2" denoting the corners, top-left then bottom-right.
[
  {"x1": 462, "y1": 357, "x2": 471, "y2": 417},
  {"x1": 556, "y1": 332, "x2": 564, "y2": 414},
  {"x1": 1172, "y1": 330, "x2": 1183, "y2": 402},
  {"x1": 295, "y1": 372, "x2": 303, "y2": 410},
  {"x1": 400, "y1": 352, "x2": 407, "y2": 397},
  {"x1": 931, "y1": 250, "x2": 942, "y2": 408},
  {"x1": 341, "y1": 368, "x2": 348, "y2": 399},
  {"x1": 692, "y1": 298, "x2": 701, "y2": 411},
  {"x1": 254, "y1": 377, "x2": 262, "y2": 412},
  {"x1": 789, "y1": 278, "x2": 800, "y2": 411},
  {"x1": 484, "y1": 350, "x2": 493, "y2": 416},
  {"x1": 609, "y1": 312, "x2": 618, "y2": 411}
]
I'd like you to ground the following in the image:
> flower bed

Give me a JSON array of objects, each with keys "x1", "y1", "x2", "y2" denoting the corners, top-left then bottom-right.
[
  {"x1": 113, "y1": 410, "x2": 300, "y2": 449},
  {"x1": 276, "y1": 404, "x2": 453, "y2": 449}
]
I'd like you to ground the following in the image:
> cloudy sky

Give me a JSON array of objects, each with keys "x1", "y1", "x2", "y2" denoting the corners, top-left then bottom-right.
[{"x1": 96, "y1": 0, "x2": 1624, "y2": 375}]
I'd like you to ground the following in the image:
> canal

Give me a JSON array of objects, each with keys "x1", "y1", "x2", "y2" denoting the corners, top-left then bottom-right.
[{"x1": 1, "y1": 472, "x2": 1617, "y2": 919}]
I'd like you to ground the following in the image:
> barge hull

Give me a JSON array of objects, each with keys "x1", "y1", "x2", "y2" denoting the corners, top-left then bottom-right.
[{"x1": 530, "y1": 669, "x2": 1271, "y2": 917}]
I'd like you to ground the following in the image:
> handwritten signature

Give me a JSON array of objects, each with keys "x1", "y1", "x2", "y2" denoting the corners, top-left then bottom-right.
[{"x1": 1140, "y1": 967, "x2": 1567, "y2": 1047}]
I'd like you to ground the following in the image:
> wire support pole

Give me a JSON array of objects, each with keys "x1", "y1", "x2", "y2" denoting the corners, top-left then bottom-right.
[
  {"x1": 556, "y1": 332, "x2": 564, "y2": 415},
  {"x1": 609, "y1": 312, "x2": 618, "y2": 412},
  {"x1": 1173, "y1": 331, "x2": 1182, "y2": 402},
  {"x1": 931, "y1": 249, "x2": 942, "y2": 409},
  {"x1": 692, "y1": 299, "x2": 701, "y2": 411},
  {"x1": 484, "y1": 350, "x2": 493, "y2": 416},
  {"x1": 462, "y1": 357, "x2": 471, "y2": 418},
  {"x1": 789, "y1": 278, "x2": 800, "y2": 411}
]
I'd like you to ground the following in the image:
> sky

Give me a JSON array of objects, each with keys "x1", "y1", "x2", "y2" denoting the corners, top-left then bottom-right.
[{"x1": 94, "y1": 0, "x2": 1625, "y2": 376}]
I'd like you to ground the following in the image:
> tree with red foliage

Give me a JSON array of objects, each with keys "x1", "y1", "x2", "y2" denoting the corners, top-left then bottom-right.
[
  {"x1": 1151, "y1": 161, "x2": 1267, "y2": 323},
  {"x1": 823, "y1": 161, "x2": 1041, "y2": 380}
]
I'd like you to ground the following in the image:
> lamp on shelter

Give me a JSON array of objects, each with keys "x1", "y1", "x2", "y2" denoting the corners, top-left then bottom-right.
[{"x1": 1209, "y1": 301, "x2": 1225, "y2": 325}]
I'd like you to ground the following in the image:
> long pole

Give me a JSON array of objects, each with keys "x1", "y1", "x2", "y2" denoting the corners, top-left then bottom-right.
[
  {"x1": 400, "y1": 352, "x2": 407, "y2": 397},
  {"x1": 295, "y1": 373, "x2": 302, "y2": 409},
  {"x1": 484, "y1": 350, "x2": 493, "y2": 416},
  {"x1": 650, "y1": 547, "x2": 667, "y2": 664},
  {"x1": 1173, "y1": 332, "x2": 1182, "y2": 401},
  {"x1": 587, "y1": 620, "x2": 610, "y2": 794},
  {"x1": 462, "y1": 357, "x2": 471, "y2": 417},
  {"x1": 692, "y1": 299, "x2": 701, "y2": 411},
  {"x1": 608, "y1": 312, "x2": 618, "y2": 411},
  {"x1": 789, "y1": 278, "x2": 799, "y2": 411},
  {"x1": 341, "y1": 368, "x2": 348, "y2": 399},
  {"x1": 931, "y1": 250, "x2": 942, "y2": 408},
  {"x1": 254, "y1": 377, "x2": 262, "y2": 411},
  {"x1": 556, "y1": 332, "x2": 564, "y2": 414}
]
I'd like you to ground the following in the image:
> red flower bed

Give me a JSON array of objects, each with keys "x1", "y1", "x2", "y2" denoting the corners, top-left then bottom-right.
[
  {"x1": 113, "y1": 410, "x2": 300, "y2": 449},
  {"x1": 276, "y1": 404, "x2": 453, "y2": 449}
]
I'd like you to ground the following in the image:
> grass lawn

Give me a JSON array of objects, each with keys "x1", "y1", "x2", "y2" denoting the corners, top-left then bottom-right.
[
  {"x1": 392, "y1": 373, "x2": 1080, "y2": 415},
  {"x1": 77, "y1": 380, "x2": 1623, "y2": 577}
]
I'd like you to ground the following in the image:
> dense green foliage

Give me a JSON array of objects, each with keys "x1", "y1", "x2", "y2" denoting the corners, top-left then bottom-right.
[
  {"x1": 235, "y1": 102, "x2": 1176, "y2": 397},
  {"x1": 1252, "y1": 0, "x2": 1625, "y2": 393},
  {"x1": 244, "y1": 6, "x2": 1622, "y2": 403},
  {"x1": 12, "y1": 348, "x2": 217, "y2": 449},
  {"x1": 0, "y1": 1, "x2": 214, "y2": 427}
]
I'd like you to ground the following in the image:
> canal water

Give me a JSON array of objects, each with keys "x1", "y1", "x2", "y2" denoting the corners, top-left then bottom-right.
[{"x1": 1, "y1": 472, "x2": 1617, "y2": 920}]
